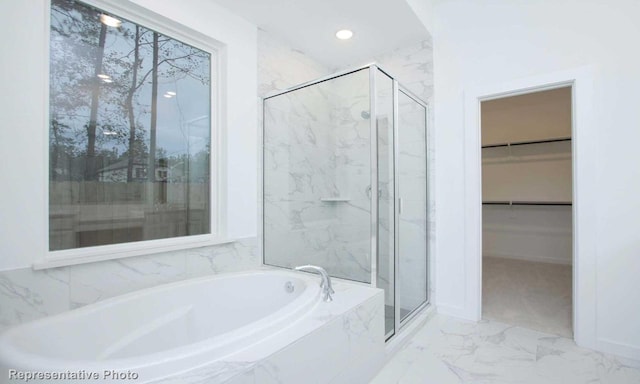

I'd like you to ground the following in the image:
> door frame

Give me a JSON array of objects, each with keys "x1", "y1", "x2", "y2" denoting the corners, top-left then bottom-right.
[{"x1": 462, "y1": 66, "x2": 598, "y2": 350}]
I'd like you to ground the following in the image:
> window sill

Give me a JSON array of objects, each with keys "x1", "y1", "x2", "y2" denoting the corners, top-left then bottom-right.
[{"x1": 32, "y1": 235, "x2": 237, "y2": 270}]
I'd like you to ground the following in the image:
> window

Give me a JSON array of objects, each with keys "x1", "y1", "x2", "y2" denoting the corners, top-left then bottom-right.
[{"x1": 49, "y1": 0, "x2": 215, "y2": 253}]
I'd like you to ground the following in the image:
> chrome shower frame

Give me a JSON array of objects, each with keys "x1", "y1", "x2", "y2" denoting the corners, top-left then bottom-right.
[{"x1": 262, "y1": 63, "x2": 430, "y2": 341}]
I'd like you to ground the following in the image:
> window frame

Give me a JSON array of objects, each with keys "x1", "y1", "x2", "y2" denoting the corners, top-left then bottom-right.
[{"x1": 35, "y1": 0, "x2": 228, "y2": 269}]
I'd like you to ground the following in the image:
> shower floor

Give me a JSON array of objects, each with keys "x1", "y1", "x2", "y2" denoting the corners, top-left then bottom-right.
[{"x1": 384, "y1": 305, "x2": 413, "y2": 335}]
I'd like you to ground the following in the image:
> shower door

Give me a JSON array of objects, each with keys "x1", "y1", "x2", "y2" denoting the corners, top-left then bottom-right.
[{"x1": 396, "y1": 88, "x2": 429, "y2": 324}]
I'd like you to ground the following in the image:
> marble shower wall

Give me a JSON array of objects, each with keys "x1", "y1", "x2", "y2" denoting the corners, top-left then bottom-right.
[
  {"x1": 0, "y1": 238, "x2": 259, "y2": 331},
  {"x1": 371, "y1": 39, "x2": 434, "y2": 105},
  {"x1": 263, "y1": 69, "x2": 373, "y2": 282}
]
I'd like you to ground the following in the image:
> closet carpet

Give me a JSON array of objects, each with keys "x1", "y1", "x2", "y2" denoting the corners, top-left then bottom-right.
[{"x1": 482, "y1": 256, "x2": 572, "y2": 338}]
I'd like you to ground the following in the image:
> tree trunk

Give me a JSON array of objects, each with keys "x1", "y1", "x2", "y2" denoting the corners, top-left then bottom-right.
[
  {"x1": 85, "y1": 22, "x2": 107, "y2": 182},
  {"x1": 50, "y1": 118, "x2": 60, "y2": 182},
  {"x1": 148, "y1": 32, "x2": 159, "y2": 203},
  {"x1": 126, "y1": 26, "x2": 140, "y2": 182}
]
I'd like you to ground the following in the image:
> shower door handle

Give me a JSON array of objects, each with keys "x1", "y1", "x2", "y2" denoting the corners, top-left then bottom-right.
[{"x1": 398, "y1": 198, "x2": 403, "y2": 215}]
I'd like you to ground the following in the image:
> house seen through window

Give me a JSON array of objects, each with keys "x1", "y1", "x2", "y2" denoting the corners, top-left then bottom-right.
[{"x1": 49, "y1": 0, "x2": 213, "y2": 251}]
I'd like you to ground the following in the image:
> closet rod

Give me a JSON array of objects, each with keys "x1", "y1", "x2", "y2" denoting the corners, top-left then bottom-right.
[
  {"x1": 481, "y1": 137, "x2": 571, "y2": 149},
  {"x1": 482, "y1": 201, "x2": 572, "y2": 206}
]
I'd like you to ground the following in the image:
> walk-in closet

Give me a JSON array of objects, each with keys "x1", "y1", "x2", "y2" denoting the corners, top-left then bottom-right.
[{"x1": 481, "y1": 87, "x2": 573, "y2": 337}]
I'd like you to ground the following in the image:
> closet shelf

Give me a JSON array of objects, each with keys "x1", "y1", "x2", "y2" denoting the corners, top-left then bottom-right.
[
  {"x1": 482, "y1": 137, "x2": 571, "y2": 149},
  {"x1": 483, "y1": 200, "x2": 572, "y2": 206}
]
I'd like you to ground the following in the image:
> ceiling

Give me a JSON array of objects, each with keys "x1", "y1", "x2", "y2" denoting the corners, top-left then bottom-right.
[{"x1": 211, "y1": 0, "x2": 429, "y2": 69}]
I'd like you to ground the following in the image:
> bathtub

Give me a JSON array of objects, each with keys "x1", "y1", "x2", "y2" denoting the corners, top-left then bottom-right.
[{"x1": 0, "y1": 270, "x2": 321, "y2": 383}]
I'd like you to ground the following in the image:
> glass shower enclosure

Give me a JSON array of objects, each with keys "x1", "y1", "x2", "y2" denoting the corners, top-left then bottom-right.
[{"x1": 262, "y1": 64, "x2": 428, "y2": 339}]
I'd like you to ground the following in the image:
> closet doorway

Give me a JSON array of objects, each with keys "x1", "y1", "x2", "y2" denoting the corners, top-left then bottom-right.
[{"x1": 480, "y1": 87, "x2": 573, "y2": 337}]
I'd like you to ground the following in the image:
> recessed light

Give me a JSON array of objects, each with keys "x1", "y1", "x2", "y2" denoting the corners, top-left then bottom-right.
[
  {"x1": 97, "y1": 74, "x2": 110, "y2": 79},
  {"x1": 100, "y1": 14, "x2": 122, "y2": 28},
  {"x1": 335, "y1": 29, "x2": 353, "y2": 40},
  {"x1": 166, "y1": 91, "x2": 176, "y2": 96},
  {"x1": 163, "y1": 94, "x2": 172, "y2": 98}
]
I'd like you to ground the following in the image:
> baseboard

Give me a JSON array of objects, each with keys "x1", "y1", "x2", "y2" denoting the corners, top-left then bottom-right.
[
  {"x1": 436, "y1": 303, "x2": 478, "y2": 321},
  {"x1": 483, "y1": 252, "x2": 571, "y2": 265},
  {"x1": 596, "y1": 337, "x2": 640, "y2": 361}
]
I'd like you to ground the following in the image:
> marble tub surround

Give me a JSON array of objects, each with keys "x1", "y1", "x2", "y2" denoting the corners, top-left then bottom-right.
[
  {"x1": 482, "y1": 256, "x2": 572, "y2": 338},
  {"x1": 0, "y1": 266, "x2": 70, "y2": 330},
  {"x1": 151, "y1": 279, "x2": 384, "y2": 384},
  {"x1": 0, "y1": 237, "x2": 259, "y2": 331},
  {"x1": 371, "y1": 314, "x2": 640, "y2": 384}
]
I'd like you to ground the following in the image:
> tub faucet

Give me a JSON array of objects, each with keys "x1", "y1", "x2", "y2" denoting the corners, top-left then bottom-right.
[{"x1": 294, "y1": 265, "x2": 335, "y2": 302}]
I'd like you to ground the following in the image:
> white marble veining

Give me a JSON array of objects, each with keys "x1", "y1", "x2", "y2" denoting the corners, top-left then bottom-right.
[
  {"x1": 0, "y1": 267, "x2": 69, "y2": 330},
  {"x1": 263, "y1": 68, "x2": 373, "y2": 283},
  {"x1": 371, "y1": 314, "x2": 640, "y2": 384},
  {"x1": 153, "y1": 361, "x2": 255, "y2": 384},
  {"x1": 369, "y1": 38, "x2": 434, "y2": 105},
  {"x1": 68, "y1": 238, "x2": 259, "y2": 308},
  {"x1": 68, "y1": 252, "x2": 187, "y2": 308},
  {"x1": 185, "y1": 239, "x2": 261, "y2": 277},
  {"x1": 0, "y1": 238, "x2": 259, "y2": 330},
  {"x1": 248, "y1": 292, "x2": 384, "y2": 384}
]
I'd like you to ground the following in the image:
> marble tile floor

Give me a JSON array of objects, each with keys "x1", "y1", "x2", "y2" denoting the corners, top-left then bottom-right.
[
  {"x1": 371, "y1": 314, "x2": 640, "y2": 383},
  {"x1": 483, "y1": 256, "x2": 572, "y2": 338}
]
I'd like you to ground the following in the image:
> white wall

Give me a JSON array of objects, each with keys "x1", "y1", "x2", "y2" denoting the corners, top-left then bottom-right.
[
  {"x1": 483, "y1": 206, "x2": 572, "y2": 265},
  {"x1": 432, "y1": 0, "x2": 640, "y2": 358},
  {"x1": 0, "y1": 0, "x2": 257, "y2": 271}
]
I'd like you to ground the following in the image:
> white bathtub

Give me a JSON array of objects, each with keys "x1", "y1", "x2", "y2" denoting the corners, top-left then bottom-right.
[{"x1": 0, "y1": 270, "x2": 320, "y2": 383}]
